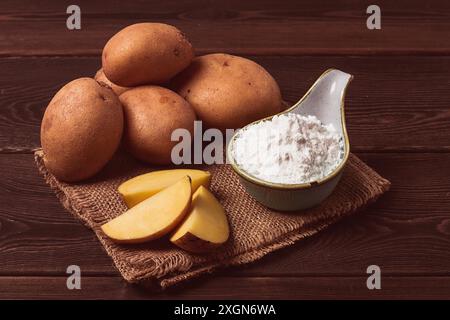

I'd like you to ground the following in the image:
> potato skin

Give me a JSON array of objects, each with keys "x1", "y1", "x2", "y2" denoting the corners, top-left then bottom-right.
[
  {"x1": 170, "y1": 53, "x2": 283, "y2": 131},
  {"x1": 120, "y1": 86, "x2": 196, "y2": 165},
  {"x1": 94, "y1": 68, "x2": 130, "y2": 96},
  {"x1": 40, "y1": 78, "x2": 124, "y2": 182},
  {"x1": 172, "y1": 232, "x2": 223, "y2": 253},
  {"x1": 102, "y1": 23, "x2": 194, "y2": 87}
]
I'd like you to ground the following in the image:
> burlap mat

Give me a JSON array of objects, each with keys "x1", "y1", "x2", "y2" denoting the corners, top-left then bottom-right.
[{"x1": 34, "y1": 148, "x2": 390, "y2": 288}]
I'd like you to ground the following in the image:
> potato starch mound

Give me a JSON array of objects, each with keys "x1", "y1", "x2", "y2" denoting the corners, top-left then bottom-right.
[{"x1": 231, "y1": 113, "x2": 344, "y2": 184}]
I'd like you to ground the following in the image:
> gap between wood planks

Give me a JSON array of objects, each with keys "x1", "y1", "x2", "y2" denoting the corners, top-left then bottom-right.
[
  {"x1": 1, "y1": 270, "x2": 449, "y2": 278},
  {"x1": 1, "y1": 275, "x2": 450, "y2": 299},
  {"x1": 2, "y1": 49, "x2": 450, "y2": 58},
  {"x1": 3, "y1": 147, "x2": 450, "y2": 155}
]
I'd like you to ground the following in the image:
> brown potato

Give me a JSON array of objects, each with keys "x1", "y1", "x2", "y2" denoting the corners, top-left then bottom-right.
[
  {"x1": 120, "y1": 86, "x2": 196, "y2": 165},
  {"x1": 170, "y1": 53, "x2": 283, "y2": 131},
  {"x1": 94, "y1": 68, "x2": 130, "y2": 96},
  {"x1": 102, "y1": 23, "x2": 194, "y2": 87},
  {"x1": 40, "y1": 78, "x2": 123, "y2": 182}
]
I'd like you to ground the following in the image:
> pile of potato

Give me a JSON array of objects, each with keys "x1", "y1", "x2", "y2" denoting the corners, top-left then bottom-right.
[{"x1": 41, "y1": 23, "x2": 283, "y2": 182}]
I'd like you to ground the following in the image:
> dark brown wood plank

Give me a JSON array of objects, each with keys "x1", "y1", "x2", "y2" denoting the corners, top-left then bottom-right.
[
  {"x1": 1, "y1": 56, "x2": 450, "y2": 152},
  {"x1": 0, "y1": 0, "x2": 448, "y2": 56},
  {"x1": 0, "y1": 153, "x2": 115, "y2": 275},
  {"x1": 1, "y1": 153, "x2": 450, "y2": 276},
  {"x1": 1, "y1": 275, "x2": 449, "y2": 299}
]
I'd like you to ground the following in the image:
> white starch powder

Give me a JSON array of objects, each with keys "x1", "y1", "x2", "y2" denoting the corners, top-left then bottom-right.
[{"x1": 231, "y1": 113, "x2": 344, "y2": 184}]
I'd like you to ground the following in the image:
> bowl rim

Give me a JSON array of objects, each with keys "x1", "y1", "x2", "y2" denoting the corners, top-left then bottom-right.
[{"x1": 226, "y1": 68, "x2": 353, "y2": 190}]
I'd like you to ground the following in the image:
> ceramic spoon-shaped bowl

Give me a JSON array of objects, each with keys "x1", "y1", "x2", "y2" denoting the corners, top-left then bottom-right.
[{"x1": 227, "y1": 69, "x2": 353, "y2": 211}]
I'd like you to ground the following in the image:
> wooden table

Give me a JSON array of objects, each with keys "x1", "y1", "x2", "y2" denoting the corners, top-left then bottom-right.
[{"x1": 1, "y1": 0, "x2": 449, "y2": 299}]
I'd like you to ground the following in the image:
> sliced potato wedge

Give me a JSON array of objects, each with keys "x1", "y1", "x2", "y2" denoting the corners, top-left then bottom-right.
[
  {"x1": 102, "y1": 176, "x2": 192, "y2": 243},
  {"x1": 171, "y1": 186, "x2": 229, "y2": 253},
  {"x1": 119, "y1": 169, "x2": 210, "y2": 208}
]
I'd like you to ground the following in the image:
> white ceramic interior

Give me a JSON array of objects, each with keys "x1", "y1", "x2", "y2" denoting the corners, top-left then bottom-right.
[{"x1": 286, "y1": 69, "x2": 351, "y2": 143}]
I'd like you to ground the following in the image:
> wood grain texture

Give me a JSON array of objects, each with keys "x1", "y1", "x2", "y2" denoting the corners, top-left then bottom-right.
[
  {"x1": 0, "y1": 153, "x2": 115, "y2": 275},
  {"x1": 1, "y1": 153, "x2": 449, "y2": 277},
  {"x1": 0, "y1": 0, "x2": 448, "y2": 56},
  {"x1": 0, "y1": 0, "x2": 449, "y2": 299},
  {"x1": 1, "y1": 276, "x2": 449, "y2": 299},
  {"x1": 1, "y1": 56, "x2": 449, "y2": 152}
]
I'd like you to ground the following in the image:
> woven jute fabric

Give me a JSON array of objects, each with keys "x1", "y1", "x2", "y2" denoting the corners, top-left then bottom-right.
[{"x1": 34, "y1": 149, "x2": 390, "y2": 288}]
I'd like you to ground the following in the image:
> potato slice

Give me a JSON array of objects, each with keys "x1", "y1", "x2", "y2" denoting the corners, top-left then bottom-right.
[
  {"x1": 170, "y1": 186, "x2": 229, "y2": 253},
  {"x1": 118, "y1": 169, "x2": 211, "y2": 208},
  {"x1": 101, "y1": 176, "x2": 192, "y2": 243}
]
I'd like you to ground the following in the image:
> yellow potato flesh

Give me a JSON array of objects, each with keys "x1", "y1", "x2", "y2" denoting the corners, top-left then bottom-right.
[
  {"x1": 171, "y1": 186, "x2": 229, "y2": 249},
  {"x1": 101, "y1": 176, "x2": 192, "y2": 243},
  {"x1": 118, "y1": 169, "x2": 210, "y2": 208}
]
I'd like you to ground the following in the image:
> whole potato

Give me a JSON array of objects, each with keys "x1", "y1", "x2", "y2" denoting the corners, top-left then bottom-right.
[
  {"x1": 95, "y1": 68, "x2": 131, "y2": 96},
  {"x1": 41, "y1": 78, "x2": 123, "y2": 182},
  {"x1": 120, "y1": 86, "x2": 196, "y2": 165},
  {"x1": 102, "y1": 23, "x2": 194, "y2": 87},
  {"x1": 170, "y1": 53, "x2": 283, "y2": 131}
]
